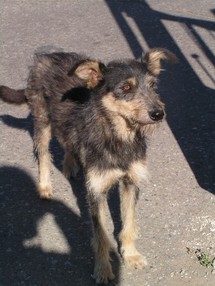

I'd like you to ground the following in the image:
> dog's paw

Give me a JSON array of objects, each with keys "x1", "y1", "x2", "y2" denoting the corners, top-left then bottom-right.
[
  {"x1": 92, "y1": 261, "x2": 115, "y2": 285},
  {"x1": 38, "y1": 184, "x2": 53, "y2": 199},
  {"x1": 124, "y1": 253, "x2": 147, "y2": 269}
]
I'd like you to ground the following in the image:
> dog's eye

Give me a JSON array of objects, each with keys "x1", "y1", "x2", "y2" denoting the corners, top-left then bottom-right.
[{"x1": 122, "y1": 84, "x2": 132, "y2": 93}]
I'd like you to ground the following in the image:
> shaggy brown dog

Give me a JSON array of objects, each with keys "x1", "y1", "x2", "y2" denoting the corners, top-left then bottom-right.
[{"x1": 0, "y1": 49, "x2": 176, "y2": 284}]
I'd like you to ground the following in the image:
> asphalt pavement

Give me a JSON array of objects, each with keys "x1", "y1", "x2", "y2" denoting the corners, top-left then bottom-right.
[{"x1": 0, "y1": 1, "x2": 215, "y2": 285}]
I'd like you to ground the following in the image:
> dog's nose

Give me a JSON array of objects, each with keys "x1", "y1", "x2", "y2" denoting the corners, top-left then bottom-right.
[{"x1": 149, "y1": 110, "x2": 165, "y2": 121}]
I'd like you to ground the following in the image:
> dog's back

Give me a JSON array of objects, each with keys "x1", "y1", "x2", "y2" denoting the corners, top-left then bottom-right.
[{"x1": 27, "y1": 53, "x2": 89, "y2": 98}]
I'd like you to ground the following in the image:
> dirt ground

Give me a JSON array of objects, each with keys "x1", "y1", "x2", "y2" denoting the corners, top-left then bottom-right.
[{"x1": 0, "y1": 1, "x2": 215, "y2": 285}]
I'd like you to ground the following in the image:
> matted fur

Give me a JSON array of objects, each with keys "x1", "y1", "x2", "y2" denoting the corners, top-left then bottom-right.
[{"x1": 0, "y1": 49, "x2": 176, "y2": 284}]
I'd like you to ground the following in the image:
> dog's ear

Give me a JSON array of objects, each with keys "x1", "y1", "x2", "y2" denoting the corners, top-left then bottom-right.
[
  {"x1": 74, "y1": 61, "x2": 106, "y2": 88},
  {"x1": 142, "y1": 48, "x2": 177, "y2": 76}
]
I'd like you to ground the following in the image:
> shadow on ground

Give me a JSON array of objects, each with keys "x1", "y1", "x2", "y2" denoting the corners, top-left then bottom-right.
[
  {"x1": 0, "y1": 166, "x2": 121, "y2": 285},
  {"x1": 106, "y1": 0, "x2": 215, "y2": 194}
]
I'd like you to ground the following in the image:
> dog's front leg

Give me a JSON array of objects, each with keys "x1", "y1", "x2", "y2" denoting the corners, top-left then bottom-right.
[
  {"x1": 87, "y1": 190, "x2": 115, "y2": 285},
  {"x1": 119, "y1": 179, "x2": 147, "y2": 269},
  {"x1": 86, "y1": 168, "x2": 117, "y2": 285},
  {"x1": 86, "y1": 167, "x2": 124, "y2": 283}
]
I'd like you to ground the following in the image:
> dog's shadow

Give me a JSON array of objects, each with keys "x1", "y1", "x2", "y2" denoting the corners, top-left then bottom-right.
[
  {"x1": 0, "y1": 113, "x2": 63, "y2": 169},
  {"x1": 0, "y1": 113, "x2": 122, "y2": 285}
]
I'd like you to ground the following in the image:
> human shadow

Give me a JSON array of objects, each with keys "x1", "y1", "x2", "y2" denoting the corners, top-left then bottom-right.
[
  {"x1": 105, "y1": 0, "x2": 215, "y2": 194},
  {"x1": 0, "y1": 166, "x2": 121, "y2": 285}
]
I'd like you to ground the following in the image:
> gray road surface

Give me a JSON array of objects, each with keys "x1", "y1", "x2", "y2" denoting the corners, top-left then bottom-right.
[{"x1": 1, "y1": 1, "x2": 215, "y2": 285}]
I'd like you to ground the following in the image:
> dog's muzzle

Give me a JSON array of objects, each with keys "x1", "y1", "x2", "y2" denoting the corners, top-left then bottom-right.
[{"x1": 149, "y1": 109, "x2": 165, "y2": 121}]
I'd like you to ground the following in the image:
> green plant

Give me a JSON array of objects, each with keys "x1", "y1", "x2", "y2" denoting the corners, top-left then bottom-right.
[{"x1": 195, "y1": 249, "x2": 214, "y2": 268}]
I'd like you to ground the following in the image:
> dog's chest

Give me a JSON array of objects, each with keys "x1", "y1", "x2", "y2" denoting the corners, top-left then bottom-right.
[
  {"x1": 107, "y1": 136, "x2": 146, "y2": 167},
  {"x1": 83, "y1": 131, "x2": 147, "y2": 171}
]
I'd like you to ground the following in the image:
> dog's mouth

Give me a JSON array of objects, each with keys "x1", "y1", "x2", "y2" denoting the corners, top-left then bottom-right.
[
  {"x1": 129, "y1": 118, "x2": 162, "y2": 128},
  {"x1": 132, "y1": 113, "x2": 165, "y2": 126},
  {"x1": 121, "y1": 111, "x2": 165, "y2": 130}
]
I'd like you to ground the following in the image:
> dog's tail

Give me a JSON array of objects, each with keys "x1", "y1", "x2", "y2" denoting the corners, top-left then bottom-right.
[{"x1": 0, "y1": 85, "x2": 27, "y2": 105}]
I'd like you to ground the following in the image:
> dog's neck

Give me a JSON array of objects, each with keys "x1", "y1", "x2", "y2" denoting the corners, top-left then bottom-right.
[{"x1": 106, "y1": 112, "x2": 137, "y2": 142}]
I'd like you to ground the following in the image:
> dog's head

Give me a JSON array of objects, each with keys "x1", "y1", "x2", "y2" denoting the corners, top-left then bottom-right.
[{"x1": 100, "y1": 48, "x2": 177, "y2": 132}]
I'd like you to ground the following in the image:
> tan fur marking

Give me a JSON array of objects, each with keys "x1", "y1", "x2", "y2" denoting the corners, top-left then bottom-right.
[
  {"x1": 74, "y1": 61, "x2": 96, "y2": 79},
  {"x1": 112, "y1": 115, "x2": 136, "y2": 142},
  {"x1": 36, "y1": 125, "x2": 53, "y2": 198},
  {"x1": 147, "y1": 50, "x2": 167, "y2": 75},
  {"x1": 102, "y1": 93, "x2": 138, "y2": 141},
  {"x1": 75, "y1": 61, "x2": 102, "y2": 88},
  {"x1": 87, "y1": 167, "x2": 124, "y2": 193},
  {"x1": 119, "y1": 181, "x2": 147, "y2": 269},
  {"x1": 102, "y1": 92, "x2": 133, "y2": 114},
  {"x1": 36, "y1": 56, "x2": 52, "y2": 74},
  {"x1": 145, "y1": 48, "x2": 177, "y2": 76},
  {"x1": 128, "y1": 160, "x2": 149, "y2": 186},
  {"x1": 127, "y1": 77, "x2": 137, "y2": 86},
  {"x1": 119, "y1": 182, "x2": 137, "y2": 242}
]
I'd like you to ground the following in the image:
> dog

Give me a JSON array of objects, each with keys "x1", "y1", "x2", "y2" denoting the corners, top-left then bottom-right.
[{"x1": 0, "y1": 49, "x2": 176, "y2": 284}]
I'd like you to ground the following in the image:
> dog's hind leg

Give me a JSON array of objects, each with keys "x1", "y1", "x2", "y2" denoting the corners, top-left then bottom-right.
[
  {"x1": 119, "y1": 179, "x2": 147, "y2": 269},
  {"x1": 63, "y1": 151, "x2": 80, "y2": 179},
  {"x1": 34, "y1": 121, "x2": 53, "y2": 199},
  {"x1": 26, "y1": 84, "x2": 53, "y2": 199}
]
